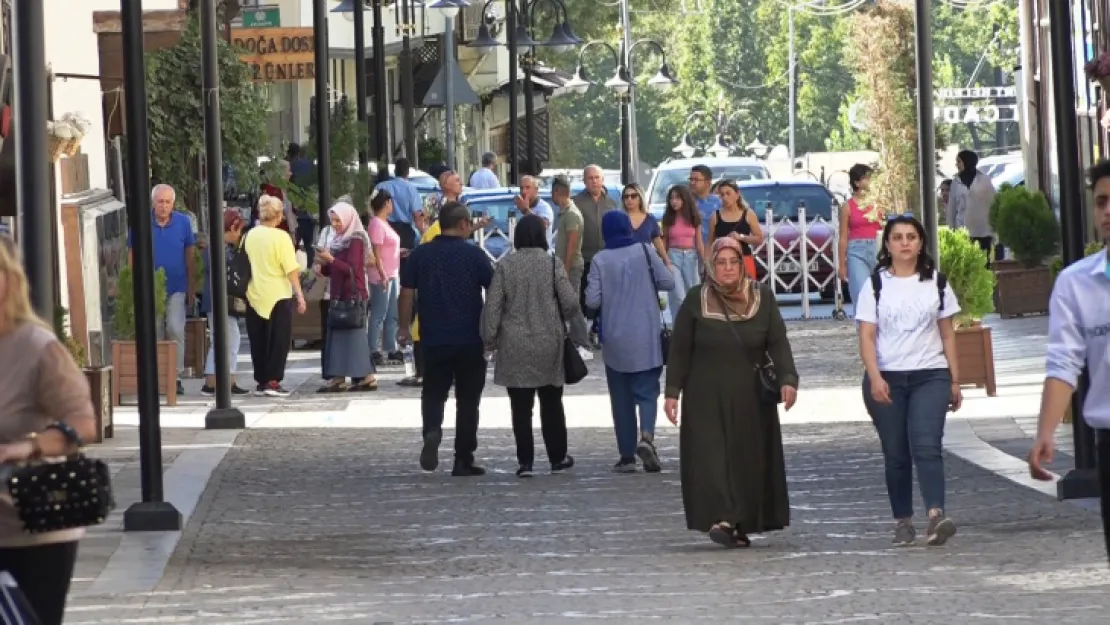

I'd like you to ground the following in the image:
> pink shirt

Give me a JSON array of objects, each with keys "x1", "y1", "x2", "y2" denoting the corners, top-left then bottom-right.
[
  {"x1": 666, "y1": 214, "x2": 698, "y2": 249},
  {"x1": 846, "y1": 198, "x2": 883, "y2": 240},
  {"x1": 367, "y1": 216, "x2": 401, "y2": 283}
]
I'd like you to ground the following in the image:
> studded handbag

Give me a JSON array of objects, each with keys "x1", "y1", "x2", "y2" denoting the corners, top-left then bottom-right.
[{"x1": 2, "y1": 455, "x2": 115, "y2": 534}]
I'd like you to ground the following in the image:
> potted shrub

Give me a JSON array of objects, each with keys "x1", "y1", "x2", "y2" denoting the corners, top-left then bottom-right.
[
  {"x1": 54, "y1": 308, "x2": 113, "y2": 442},
  {"x1": 939, "y1": 227, "x2": 998, "y2": 397},
  {"x1": 991, "y1": 185, "x2": 1060, "y2": 317},
  {"x1": 184, "y1": 242, "x2": 209, "y2": 375},
  {"x1": 110, "y1": 266, "x2": 179, "y2": 406}
]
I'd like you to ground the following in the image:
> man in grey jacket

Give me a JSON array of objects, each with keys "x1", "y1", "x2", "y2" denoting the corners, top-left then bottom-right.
[{"x1": 571, "y1": 165, "x2": 618, "y2": 340}]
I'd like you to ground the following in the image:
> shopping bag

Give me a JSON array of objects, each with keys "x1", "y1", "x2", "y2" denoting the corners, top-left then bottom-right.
[{"x1": 0, "y1": 571, "x2": 41, "y2": 625}]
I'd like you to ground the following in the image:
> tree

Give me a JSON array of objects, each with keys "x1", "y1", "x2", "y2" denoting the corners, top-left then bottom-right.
[
  {"x1": 145, "y1": 15, "x2": 270, "y2": 206},
  {"x1": 845, "y1": 1, "x2": 918, "y2": 214}
]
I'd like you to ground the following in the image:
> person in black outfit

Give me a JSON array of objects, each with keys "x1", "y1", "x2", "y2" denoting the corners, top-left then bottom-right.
[{"x1": 398, "y1": 201, "x2": 494, "y2": 476}]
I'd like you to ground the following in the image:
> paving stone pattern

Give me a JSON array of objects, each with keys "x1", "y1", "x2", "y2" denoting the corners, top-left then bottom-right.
[{"x1": 68, "y1": 423, "x2": 1110, "y2": 624}]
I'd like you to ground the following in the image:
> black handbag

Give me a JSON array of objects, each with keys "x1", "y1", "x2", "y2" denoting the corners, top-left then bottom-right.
[
  {"x1": 327, "y1": 266, "x2": 368, "y2": 330},
  {"x1": 640, "y1": 244, "x2": 671, "y2": 365},
  {"x1": 552, "y1": 257, "x2": 588, "y2": 385},
  {"x1": 226, "y1": 234, "x2": 251, "y2": 300},
  {"x1": 2, "y1": 455, "x2": 115, "y2": 534},
  {"x1": 714, "y1": 289, "x2": 783, "y2": 405}
]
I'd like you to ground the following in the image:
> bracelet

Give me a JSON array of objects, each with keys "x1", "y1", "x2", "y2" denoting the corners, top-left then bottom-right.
[
  {"x1": 45, "y1": 421, "x2": 84, "y2": 448},
  {"x1": 26, "y1": 432, "x2": 42, "y2": 461}
]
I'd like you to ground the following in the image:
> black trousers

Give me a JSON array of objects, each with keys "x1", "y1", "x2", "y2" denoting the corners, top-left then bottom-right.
[
  {"x1": 413, "y1": 340, "x2": 425, "y2": 377},
  {"x1": 246, "y1": 299, "x2": 294, "y2": 385},
  {"x1": 970, "y1": 236, "x2": 994, "y2": 268},
  {"x1": 1099, "y1": 429, "x2": 1110, "y2": 566},
  {"x1": 319, "y1": 299, "x2": 332, "y2": 380},
  {"x1": 0, "y1": 541, "x2": 78, "y2": 625},
  {"x1": 297, "y1": 214, "x2": 316, "y2": 265},
  {"x1": 389, "y1": 220, "x2": 417, "y2": 281},
  {"x1": 507, "y1": 385, "x2": 568, "y2": 467},
  {"x1": 422, "y1": 343, "x2": 487, "y2": 463}
]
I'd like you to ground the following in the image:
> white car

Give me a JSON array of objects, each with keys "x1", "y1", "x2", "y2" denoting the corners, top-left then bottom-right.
[{"x1": 645, "y1": 156, "x2": 771, "y2": 217}]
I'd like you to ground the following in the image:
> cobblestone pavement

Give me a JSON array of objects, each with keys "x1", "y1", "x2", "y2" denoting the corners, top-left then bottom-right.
[{"x1": 68, "y1": 423, "x2": 1109, "y2": 624}]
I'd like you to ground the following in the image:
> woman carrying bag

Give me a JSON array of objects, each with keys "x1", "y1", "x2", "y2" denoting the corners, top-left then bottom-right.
[{"x1": 315, "y1": 202, "x2": 378, "y2": 392}]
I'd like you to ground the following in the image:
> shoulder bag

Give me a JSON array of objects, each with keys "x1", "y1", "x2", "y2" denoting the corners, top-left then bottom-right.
[
  {"x1": 552, "y1": 256, "x2": 588, "y2": 385},
  {"x1": 1, "y1": 454, "x2": 115, "y2": 534},
  {"x1": 640, "y1": 243, "x2": 672, "y2": 365},
  {"x1": 328, "y1": 265, "x2": 368, "y2": 330},
  {"x1": 714, "y1": 288, "x2": 782, "y2": 404}
]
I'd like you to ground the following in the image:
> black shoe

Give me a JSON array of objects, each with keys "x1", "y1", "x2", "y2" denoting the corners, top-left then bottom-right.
[
  {"x1": 636, "y1": 437, "x2": 662, "y2": 473},
  {"x1": 419, "y1": 430, "x2": 442, "y2": 471},
  {"x1": 451, "y1": 461, "x2": 486, "y2": 477},
  {"x1": 372, "y1": 352, "x2": 385, "y2": 366},
  {"x1": 612, "y1": 458, "x2": 637, "y2": 473},
  {"x1": 231, "y1": 384, "x2": 250, "y2": 395},
  {"x1": 176, "y1": 380, "x2": 185, "y2": 396},
  {"x1": 203, "y1": 384, "x2": 251, "y2": 396},
  {"x1": 200, "y1": 384, "x2": 215, "y2": 396},
  {"x1": 516, "y1": 464, "x2": 534, "y2": 478},
  {"x1": 386, "y1": 350, "x2": 404, "y2": 364},
  {"x1": 551, "y1": 455, "x2": 575, "y2": 474}
]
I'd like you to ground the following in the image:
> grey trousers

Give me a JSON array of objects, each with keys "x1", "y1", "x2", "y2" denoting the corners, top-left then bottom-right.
[{"x1": 566, "y1": 264, "x2": 591, "y2": 348}]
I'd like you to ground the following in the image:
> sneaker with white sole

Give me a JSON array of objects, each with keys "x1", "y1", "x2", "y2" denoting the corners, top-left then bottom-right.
[
  {"x1": 925, "y1": 513, "x2": 956, "y2": 546},
  {"x1": 892, "y1": 520, "x2": 916, "y2": 547},
  {"x1": 261, "y1": 382, "x2": 290, "y2": 397},
  {"x1": 636, "y1": 436, "x2": 662, "y2": 473}
]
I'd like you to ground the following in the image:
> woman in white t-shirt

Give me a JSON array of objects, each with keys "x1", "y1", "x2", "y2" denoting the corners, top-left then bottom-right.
[{"x1": 854, "y1": 214, "x2": 963, "y2": 548}]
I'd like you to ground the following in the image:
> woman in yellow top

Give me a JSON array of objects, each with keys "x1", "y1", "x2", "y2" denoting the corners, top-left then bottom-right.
[{"x1": 245, "y1": 194, "x2": 307, "y2": 397}]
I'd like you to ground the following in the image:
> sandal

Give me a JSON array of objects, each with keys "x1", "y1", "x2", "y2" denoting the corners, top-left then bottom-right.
[
  {"x1": 708, "y1": 522, "x2": 737, "y2": 548},
  {"x1": 317, "y1": 381, "x2": 348, "y2": 393},
  {"x1": 349, "y1": 378, "x2": 379, "y2": 392}
]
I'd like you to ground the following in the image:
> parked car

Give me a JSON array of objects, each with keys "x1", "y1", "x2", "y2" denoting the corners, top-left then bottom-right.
[
  {"x1": 645, "y1": 156, "x2": 771, "y2": 218},
  {"x1": 737, "y1": 180, "x2": 839, "y2": 300}
]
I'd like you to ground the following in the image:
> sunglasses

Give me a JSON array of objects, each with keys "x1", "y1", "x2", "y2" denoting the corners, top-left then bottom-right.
[
  {"x1": 887, "y1": 212, "x2": 915, "y2": 221},
  {"x1": 623, "y1": 194, "x2": 640, "y2": 200}
]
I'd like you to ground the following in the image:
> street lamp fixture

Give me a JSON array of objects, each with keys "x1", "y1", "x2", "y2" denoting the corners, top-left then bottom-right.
[
  {"x1": 647, "y1": 62, "x2": 677, "y2": 92},
  {"x1": 747, "y1": 134, "x2": 768, "y2": 158},
  {"x1": 706, "y1": 134, "x2": 730, "y2": 158},
  {"x1": 672, "y1": 133, "x2": 697, "y2": 159},
  {"x1": 469, "y1": 21, "x2": 501, "y2": 54},
  {"x1": 604, "y1": 67, "x2": 632, "y2": 94},
  {"x1": 564, "y1": 66, "x2": 591, "y2": 95},
  {"x1": 428, "y1": 0, "x2": 469, "y2": 19}
]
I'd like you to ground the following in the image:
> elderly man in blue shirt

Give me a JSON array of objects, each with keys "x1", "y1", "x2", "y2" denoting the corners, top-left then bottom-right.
[
  {"x1": 374, "y1": 157, "x2": 424, "y2": 253},
  {"x1": 1029, "y1": 160, "x2": 1110, "y2": 564},
  {"x1": 128, "y1": 183, "x2": 196, "y2": 396}
]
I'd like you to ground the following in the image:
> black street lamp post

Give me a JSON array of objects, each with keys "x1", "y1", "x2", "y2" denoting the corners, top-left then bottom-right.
[
  {"x1": 372, "y1": 0, "x2": 388, "y2": 161},
  {"x1": 465, "y1": 0, "x2": 580, "y2": 184},
  {"x1": 333, "y1": 0, "x2": 370, "y2": 170},
  {"x1": 913, "y1": 0, "x2": 938, "y2": 260},
  {"x1": 200, "y1": 0, "x2": 246, "y2": 431},
  {"x1": 396, "y1": 0, "x2": 418, "y2": 165},
  {"x1": 12, "y1": 0, "x2": 52, "y2": 316},
  {"x1": 313, "y1": 0, "x2": 331, "y2": 224},
  {"x1": 120, "y1": 0, "x2": 182, "y2": 532},
  {"x1": 564, "y1": 38, "x2": 676, "y2": 185}
]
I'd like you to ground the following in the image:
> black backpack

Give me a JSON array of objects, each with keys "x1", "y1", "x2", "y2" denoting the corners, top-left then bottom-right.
[
  {"x1": 870, "y1": 269, "x2": 947, "y2": 313},
  {"x1": 226, "y1": 233, "x2": 252, "y2": 300}
]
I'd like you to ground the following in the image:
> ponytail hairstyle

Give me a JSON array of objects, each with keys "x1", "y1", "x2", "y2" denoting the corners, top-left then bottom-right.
[
  {"x1": 848, "y1": 163, "x2": 872, "y2": 194},
  {"x1": 874, "y1": 214, "x2": 936, "y2": 282}
]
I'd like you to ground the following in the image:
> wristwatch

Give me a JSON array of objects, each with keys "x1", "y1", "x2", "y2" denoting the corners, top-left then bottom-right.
[{"x1": 45, "y1": 421, "x2": 84, "y2": 448}]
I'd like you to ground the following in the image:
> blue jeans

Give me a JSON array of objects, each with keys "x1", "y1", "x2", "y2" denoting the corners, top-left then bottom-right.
[
  {"x1": 156, "y1": 292, "x2": 188, "y2": 376},
  {"x1": 863, "y1": 368, "x2": 951, "y2": 519},
  {"x1": 846, "y1": 238, "x2": 878, "y2": 309},
  {"x1": 204, "y1": 313, "x2": 241, "y2": 376},
  {"x1": 605, "y1": 366, "x2": 662, "y2": 459},
  {"x1": 667, "y1": 248, "x2": 701, "y2": 321},
  {"x1": 369, "y1": 277, "x2": 400, "y2": 354}
]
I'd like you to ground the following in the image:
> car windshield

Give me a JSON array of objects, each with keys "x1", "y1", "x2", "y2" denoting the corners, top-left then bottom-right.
[
  {"x1": 741, "y1": 185, "x2": 834, "y2": 221},
  {"x1": 649, "y1": 166, "x2": 766, "y2": 206}
]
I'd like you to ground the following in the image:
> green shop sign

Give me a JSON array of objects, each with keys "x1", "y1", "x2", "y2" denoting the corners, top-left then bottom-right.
[{"x1": 242, "y1": 8, "x2": 281, "y2": 28}]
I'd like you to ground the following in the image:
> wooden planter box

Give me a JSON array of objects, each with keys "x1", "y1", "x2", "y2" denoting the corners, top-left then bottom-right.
[
  {"x1": 84, "y1": 366, "x2": 113, "y2": 443},
  {"x1": 995, "y1": 264, "x2": 1052, "y2": 318},
  {"x1": 292, "y1": 301, "x2": 323, "y2": 347},
  {"x1": 955, "y1": 324, "x2": 997, "y2": 397},
  {"x1": 184, "y1": 317, "x2": 208, "y2": 377},
  {"x1": 111, "y1": 340, "x2": 178, "y2": 406}
]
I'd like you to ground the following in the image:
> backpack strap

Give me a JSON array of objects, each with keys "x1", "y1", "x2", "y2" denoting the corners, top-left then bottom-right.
[
  {"x1": 870, "y1": 270, "x2": 883, "y2": 308},
  {"x1": 936, "y1": 271, "x2": 947, "y2": 313}
]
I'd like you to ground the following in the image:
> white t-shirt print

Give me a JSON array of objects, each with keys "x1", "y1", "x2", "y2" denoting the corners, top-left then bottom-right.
[{"x1": 854, "y1": 270, "x2": 960, "y2": 372}]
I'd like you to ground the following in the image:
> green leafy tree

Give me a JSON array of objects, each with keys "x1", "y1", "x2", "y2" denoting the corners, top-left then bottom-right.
[{"x1": 145, "y1": 15, "x2": 270, "y2": 207}]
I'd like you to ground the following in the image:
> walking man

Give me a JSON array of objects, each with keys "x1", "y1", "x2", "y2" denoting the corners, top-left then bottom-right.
[
  {"x1": 398, "y1": 201, "x2": 494, "y2": 477},
  {"x1": 572, "y1": 165, "x2": 618, "y2": 341},
  {"x1": 552, "y1": 176, "x2": 591, "y2": 350},
  {"x1": 128, "y1": 183, "x2": 195, "y2": 396},
  {"x1": 688, "y1": 164, "x2": 721, "y2": 244},
  {"x1": 1028, "y1": 159, "x2": 1110, "y2": 564}
]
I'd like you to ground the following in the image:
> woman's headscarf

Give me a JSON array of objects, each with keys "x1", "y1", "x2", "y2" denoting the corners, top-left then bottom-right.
[
  {"x1": 513, "y1": 214, "x2": 549, "y2": 251},
  {"x1": 602, "y1": 211, "x2": 637, "y2": 250},
  {"x1": 957, "y1": 150, "x2": 979, "y2": 188},
  {"x1": 702, "y1": 237, "x2": 760, "y2": 321},
  {"x1": 328, "y1": 202, "x2": 369, "y2": 254}
]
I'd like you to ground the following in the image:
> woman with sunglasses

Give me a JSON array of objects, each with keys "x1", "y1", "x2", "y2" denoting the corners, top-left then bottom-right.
[
  {"x1": 621, "y1": 183, "x2": 671, "y2": 268},
  {"x1": 708, "y1": 180, "x2": 762, "y2": 279}
]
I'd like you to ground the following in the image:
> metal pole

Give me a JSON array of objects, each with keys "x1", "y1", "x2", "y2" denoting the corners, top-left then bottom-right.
[
  {"x1": 401, "y1": 0, "x2": 417, "y2": 165},
  {"x1": 314, "y1": 0, "x2": 331, "y2": 221},
  {"x1": 619, "y1": 92, "x2": 632, "y2": 185},
  {"x1": 201, "y1": 0, "x2": 245, "y2": 430},
  {"x1": 507, "y1": 0, "x2": 520, "y2": 184},
  {"x1": 444, "y1": 13, "x2": 456, "y2": 170},
  {"x1": 120, "y1": 0, "x2": 181, "y2": 532},
  {"x1": 1016, "y1": 0, "x2": 1040, "y2": 192},
  {"x1": 12, "y1": 0, "x2": 52, "y2": 317},
  {"x1": 618, "y1": 0, "x2": 637, "y2": 183},
  {"x1": 354, "y1": 0, "x2": 369, "y2": 168},
  {"x1": 372, "y1": 0, "x2": 389, "y2": 162},
  {"x1": 787, "y1": 5, "x2": 796, "y2": 165},
  {"x1": 914, "y1": 0, "x2": 938, "y2": 260},
  {"x1": 1047, "y1": 0, "x2": 1099, "y2": 500},
  {"x1": 522, "y1": 0, "x2": 536, "y2": 174}
]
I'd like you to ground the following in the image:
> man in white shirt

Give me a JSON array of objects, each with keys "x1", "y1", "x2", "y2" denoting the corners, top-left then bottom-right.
[
  {"x1": 515, "y1": 175, "x2": 554, "y2": 237},
  {"x1": 1029, "y1": 160, "x2": 1110, "y2": 563},
  {"x1": 469, "y1": 152, "x2": 501, "y2": 189}
]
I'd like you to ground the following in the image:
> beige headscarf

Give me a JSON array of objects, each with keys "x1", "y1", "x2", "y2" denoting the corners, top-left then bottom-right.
[{"x1": 701, "y1": 237, "x2": 760, "y2": 321}]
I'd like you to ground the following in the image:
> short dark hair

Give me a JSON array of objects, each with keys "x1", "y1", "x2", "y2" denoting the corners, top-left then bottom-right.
[
  {"x1": 690, "y1": 164, "x2": 713, "y2": 182},
  {"x1": 551, "y1": 175, "x2": 571, "y2": 194},
  {"x1": 940, "y1": 178, "x2": 952, "y2": 189},
  {"x1": 438, "y1": 200, "x2": 470, "y2": 230},
  {"x1": 286, "y1": 143, "x2": 301, "y2": 159},
  {"x1": 370, "y1": 188, "x2": 392, "y2": 213},
  {"x1": 848, "y1": 163, "x2": 873, "y2": 191},
  {"x1": 481, "y1": 152, "x2": 497, "y2": 167},
  {"x1": 395, "y1": 157, "x2": 412, "y2": 179},
  {"x1": 1089, "y1": 160, "x2": 1110, "y2": 189}
]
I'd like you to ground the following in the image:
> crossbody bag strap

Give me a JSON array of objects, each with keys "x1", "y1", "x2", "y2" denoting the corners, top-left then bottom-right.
[
  {"x1": 640, "y1": 243, "x2": 666, "y2": 324},
  {"x1": 551, "y1": 255, "x2": 568, "y2": 326},
  {"x1": 712, "y1": 288, "x2": 765, "y2": 370}
]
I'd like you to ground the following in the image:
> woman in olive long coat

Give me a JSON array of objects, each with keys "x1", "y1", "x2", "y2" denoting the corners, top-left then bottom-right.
[{"x1": 664, "y1": 237, "x2": 799, "y2": 548}]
